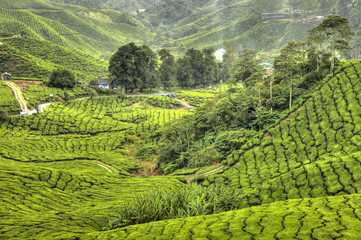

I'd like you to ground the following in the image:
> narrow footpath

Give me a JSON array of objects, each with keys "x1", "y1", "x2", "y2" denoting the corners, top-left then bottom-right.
[{"x1": 6, "y1": 81, "x2": 27, "y2": 111}]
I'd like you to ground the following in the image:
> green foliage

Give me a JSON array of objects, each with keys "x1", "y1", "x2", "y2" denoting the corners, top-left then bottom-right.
[
  {"x1": 93, "y1": 194, "x2": 361, "y2": 239},
  {"x1": 48, "y1": 69, "x2": 76, "y2": 88},
  {"x1": 107, "y1": 183, "x2": 242, "y2": 229},
  {"x1": 0, "y1": 37, "x2": 107, "y2": 80},
  {"x1": 0, "y1": 81, "x2": 21, "y2": 112},
  {"x1": 159, "y1": 48, "x2": 176, "y2": 89},
  {"x1": 0, "y1": 3, "x2": 152, "y2": 56},
  {"x1": 109, "y1": 43, "x2": 160, "y2": 92}
]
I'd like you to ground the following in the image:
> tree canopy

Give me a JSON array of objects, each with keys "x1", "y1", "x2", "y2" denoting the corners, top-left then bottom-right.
[
  {"x1": 48, "y1": 69, "x2": 76, "y2": 89},
  {"x1": 109, "y1": 43, "x2": 160, "y2": 92}
]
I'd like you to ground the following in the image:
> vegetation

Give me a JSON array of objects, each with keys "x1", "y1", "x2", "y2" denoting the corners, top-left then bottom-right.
[
  {"x1": 3, "y1": 1, "x2": 361, "y2": 239},
  {"x1": 0, "y1": 37, "x2": 107, "y2": 80},
  {"x1": 0, "y1": 81, "x2": 21, "y2": 112},
  {"x1": 108, "y1": 183, "x2": 242, "y2": 229},
  {"x1": 109, "y1": 43, "x2": 159, "y2": 93},
  {"x1": 48, "y1": 69, "x2": 76, "y2": 88},
  {"x1": 0, "y1": 1, "x2": 152, "y2": 57}
]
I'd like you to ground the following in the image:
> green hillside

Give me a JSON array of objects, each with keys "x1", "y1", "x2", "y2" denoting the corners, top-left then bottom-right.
[
  {"x1": 176, "y1": 18, "x2": 314, "y2": 52},
  {"x1": 1, "y1": 59, "x2": 361, "y2": 239},
  {"x1": 0, "y1": 0, "x2": 153, "y2": 57},
  {"x1": 0, "y1": 94, "x2": 189, "y2": 239},
  {"x1": 199, "y1": 60, "x2": 361, "y2": 204},
  {"x1": 87, "y1": 193, "x2": 361, "y2": 239},
  {"x1": 0, "y1": 36, "x2": 107, "y2": 80},
  {"x1": 0, "y1": 81, "x2": 21, "y2": 112}
]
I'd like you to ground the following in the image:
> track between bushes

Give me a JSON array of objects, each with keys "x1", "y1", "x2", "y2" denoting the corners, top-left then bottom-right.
[{"x1": 6, "y1": 81, "x2": 27, "y2": 111}]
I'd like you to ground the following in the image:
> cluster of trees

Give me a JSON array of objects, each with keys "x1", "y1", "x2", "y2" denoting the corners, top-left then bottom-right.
[
  {"x1": 109, "y1": 43, "x2": 220, "y2": 92},
  {"x1": 156, "y1": 15, "x2": 354, "y2": 172},
  {"x1": 48, "y1": 69, "x2": 77, "y2": 89}
]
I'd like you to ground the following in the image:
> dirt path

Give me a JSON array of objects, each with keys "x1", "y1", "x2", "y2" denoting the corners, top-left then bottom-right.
[
  {"x1": 175, "y1": 98, "x2": 195, "y2": 109},
  {"x1": 95, "y1": 163, "x2": 114, "y2": 173},
  {"x1": 128, "y1": 93, "x2": 195, "y2": 109},
  {"x1": 0, "y1": 35, "x2": 21, "y2": 45},
  {"x1": 186, "y1": 165, "x2": 225, "y2": 182},
  {"x1": 6, "y1": 81, "x2": 27, "y2": 111}
]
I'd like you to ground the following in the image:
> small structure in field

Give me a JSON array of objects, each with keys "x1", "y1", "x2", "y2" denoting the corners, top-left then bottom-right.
[
  {"x1": 1, "y1": 72, "x2": 12, "y2": 81},
  {"x1": 97, "y1": 78, "x2": 114, "y2": 89}
]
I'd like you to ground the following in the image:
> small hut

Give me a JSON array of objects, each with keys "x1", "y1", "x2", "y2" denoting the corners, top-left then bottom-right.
[
  {"x1": 97, "y1": 78, "x2": 114, "y2": 89},
  {"x1": 1, "y1": 72, "x2": 12, "y2": 81}
]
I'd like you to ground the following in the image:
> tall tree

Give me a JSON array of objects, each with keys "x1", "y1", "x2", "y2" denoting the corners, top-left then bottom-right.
[
  {"x1": 185, "y1": 49, "x2": 205, "y2": 87},
  {"x1": 274, "y1": 41, "x2": 306, "y2": 111},
  {"x1": 109, "y1": 43, "x2": 159, "y2": 93},
  {"x1": 109, "y1": 43, "x2": 139, "y2": 93},
  {"x1": 202, "y1": 48, "x2": 219, "y2": 86},
  {"x1": 308, "y1": 15, "x2": 354, "y2": 73},
  {"x1": 219, "y1": 41, "x2": 237, "y2": 82},
  {"x1": 176, "y1": 56, "x2": 194, "y2": 88},
  {"x1": 229, "y1": 49, "x2": 263, "y2": 87},
  {"x1": 138, "y1": 45, "x2": 160, "y2": 92},
  {"x1": 159, "y1": 49, "x2": 176, "y2": 90}
]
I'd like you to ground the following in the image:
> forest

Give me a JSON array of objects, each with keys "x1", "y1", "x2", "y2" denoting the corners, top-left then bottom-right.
[{"x1": 1, "y1": 0, "x2": 361, "y2": 239}]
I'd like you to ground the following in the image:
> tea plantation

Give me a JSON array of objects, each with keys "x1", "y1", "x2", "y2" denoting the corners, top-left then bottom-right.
[
  {"x1": 0, "y1": 81, "x2": 21, "y2": 112},
  {"x1": 2, "y1": 60, "x2": 361, "y2": 239}
]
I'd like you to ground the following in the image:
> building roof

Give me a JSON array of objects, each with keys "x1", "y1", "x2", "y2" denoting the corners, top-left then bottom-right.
[
  {"x1": 97, "y1": 78, "x2": 109, "y2": 85},
  {"x1": 1, "y1": 72, "x2": 12, "y2": 76}
]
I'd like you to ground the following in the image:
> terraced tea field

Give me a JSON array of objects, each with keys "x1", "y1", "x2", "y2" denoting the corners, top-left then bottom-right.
[
  {"x1": 2, "y1": 60, "x2": 361, "y2": 239},
  {"x1": 0, "y1": 81, "x2": 21, "y2": 112}
]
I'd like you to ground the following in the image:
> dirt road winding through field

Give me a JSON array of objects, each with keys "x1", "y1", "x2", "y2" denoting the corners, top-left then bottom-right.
[{"x1": 6, "y1": 81, "x2": 27, "y2": 111}]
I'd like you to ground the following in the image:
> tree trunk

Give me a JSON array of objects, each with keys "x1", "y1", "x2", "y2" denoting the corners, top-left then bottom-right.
[
  {"x1": 331, "y1": 44, "x2": 335, "y2": 74},
  {"x1": 289, "y1": 78, "x2": 292, "y2": 111},
  {"x1": 270, "y1": 79, "x2": 273, "y2": 112}
]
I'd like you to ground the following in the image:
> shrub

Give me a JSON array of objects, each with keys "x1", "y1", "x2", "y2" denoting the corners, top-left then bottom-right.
[{"x1": 107, "y1": 183, "x2": 243, "y2": 229}]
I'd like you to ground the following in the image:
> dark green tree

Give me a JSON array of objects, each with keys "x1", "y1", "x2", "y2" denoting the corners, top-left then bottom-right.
[
  {"x1": 185, "y1": 48, "x2": 205, "y2": 87},
  {"x1": 48, "y1": 69, "x2": 76, "y2": 89},
  {"x1": 274, "y1": 41, "x2": 306, "y2": 111},
  {"x1": 219, "y1": 41, "x2": 237, "y2": 82},
  {"x1": 109, "y1": 43, "x2": 160, "y2": 93},
  {"x1": 159, "y1": 49, "x2": 176, "y2": 90},
  {"x1": 308, "y1": 15, "x2": 354, "y2": 73},
  {"x1": 138, "y1": 45, "x2": 160, "y2": 92},
  {"x1": 202, "y1": 48, "x2": 219, "y2": 86},
  {"x1": 176, "y1": 56, "x2": 194, "y2": 88},
  {"x1": 229, "y1": 49, "x2": 263, "y2": 87}
]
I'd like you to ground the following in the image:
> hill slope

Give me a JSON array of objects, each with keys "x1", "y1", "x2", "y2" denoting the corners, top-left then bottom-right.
[
  {"x1": 1, "y1": 60, "x2": 361, "y2": 239},
  {"x1": 0, "y1": 0, "x2": 153, "y2": 57},
  {"x1": 0, "y1": 36, "x2": 107, "y2": 80}
]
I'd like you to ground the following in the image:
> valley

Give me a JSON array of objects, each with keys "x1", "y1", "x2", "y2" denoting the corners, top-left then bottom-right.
[{"x1": 1, "y1": 0, "x2": 361, "y2": 239}]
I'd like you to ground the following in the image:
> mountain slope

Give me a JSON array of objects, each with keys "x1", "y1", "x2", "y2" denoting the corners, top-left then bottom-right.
[
  {"x1": 0, "y1": 0, "x2": 153, "y2": 57},
  {"x1": 84, "y1": 60, "x2": 361, "y2": 239},
  {"x1": 1, "y1": 59, "x2": 361, "y2": 238},
  {"x1": 0, "y1": 36, "x2": 107, "y2": 80},
  {"x1": 199, "y1": 60, "x2": 361, "y2": 206}
]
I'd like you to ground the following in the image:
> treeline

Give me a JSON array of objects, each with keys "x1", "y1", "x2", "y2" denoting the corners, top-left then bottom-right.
[{"x1": 109, "y1": 43, "x2": 220, "y2": 92}]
